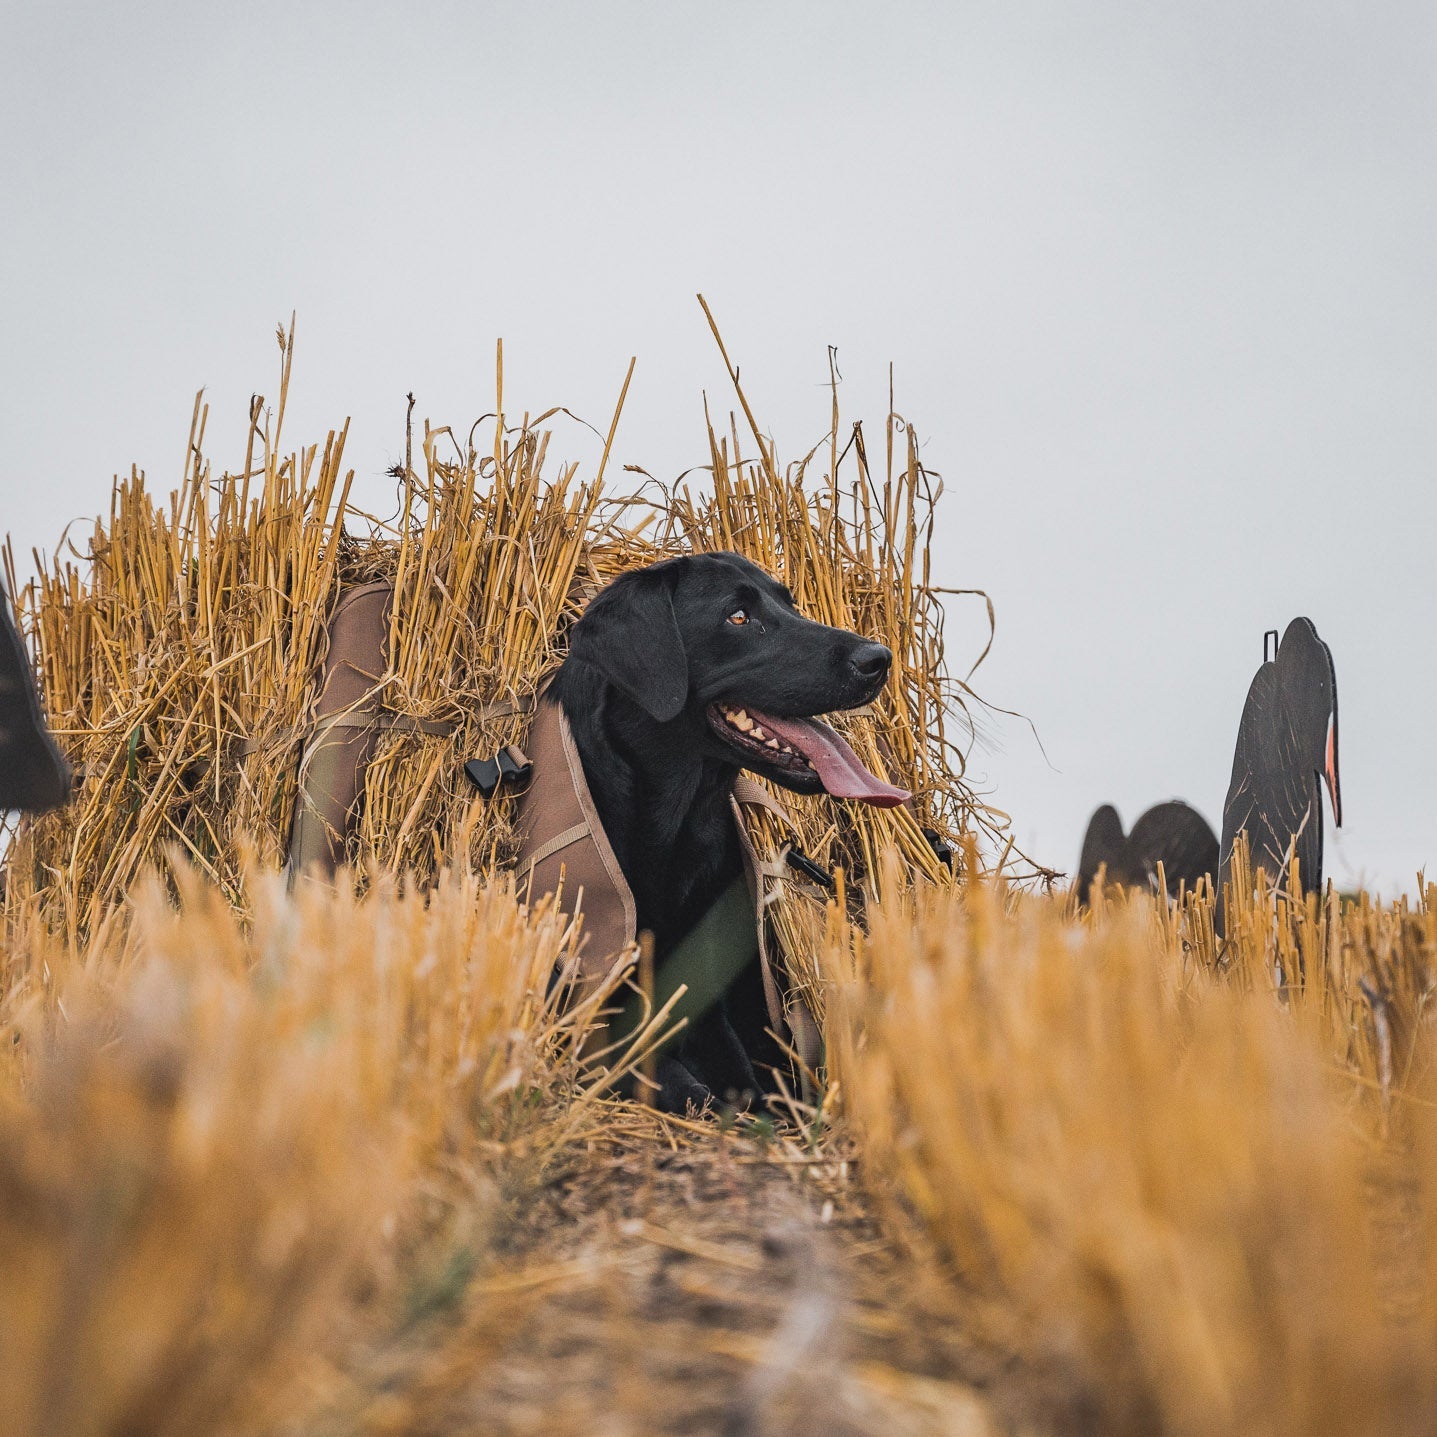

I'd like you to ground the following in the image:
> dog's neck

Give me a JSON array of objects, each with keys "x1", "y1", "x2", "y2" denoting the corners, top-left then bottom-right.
[{"x1": 549, "y1": 658, "x2": 743, "y2": 956}]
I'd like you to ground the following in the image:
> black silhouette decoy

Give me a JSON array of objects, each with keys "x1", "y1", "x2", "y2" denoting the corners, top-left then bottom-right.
[
  {"x1": 1218, "y1": 616, "x2": 1341, "y2": 905},
  {"x1": 1076, "y1": 800, "x2": 1219, "y2": 905},
  {"x1": 0, "y1": 595, "x2": 71, "y2": 814}
]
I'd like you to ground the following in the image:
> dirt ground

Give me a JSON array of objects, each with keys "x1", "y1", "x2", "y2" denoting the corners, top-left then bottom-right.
[{"x1": 331, "y1": 1115, "x2": 1045, "y2": 1437}]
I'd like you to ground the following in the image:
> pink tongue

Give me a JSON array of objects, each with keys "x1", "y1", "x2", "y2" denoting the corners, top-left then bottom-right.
[{"x1": 750, "y1": 710, "x2": 911, "y2": 807}]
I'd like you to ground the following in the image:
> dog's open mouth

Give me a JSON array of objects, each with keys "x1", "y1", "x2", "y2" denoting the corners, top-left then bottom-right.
[{"x1": 708, "y1": 703, "x2": 910, "y2": 807}]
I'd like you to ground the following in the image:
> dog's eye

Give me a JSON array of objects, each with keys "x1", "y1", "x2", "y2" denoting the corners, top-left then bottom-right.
[{"x1": 727, "y1": 609, "x2": 749, "y2": 626}]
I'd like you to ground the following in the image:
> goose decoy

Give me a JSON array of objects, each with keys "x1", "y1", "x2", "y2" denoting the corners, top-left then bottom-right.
[
  {"x1": 1075, "y1": 800, "x2": 1219, "y2": 905},
  {"x1": 0, "y1": 594, "x2": 71, "y2": 814},
  {"x1": 1218, "y1": 617, "x2": 1340, "y2": 907}
]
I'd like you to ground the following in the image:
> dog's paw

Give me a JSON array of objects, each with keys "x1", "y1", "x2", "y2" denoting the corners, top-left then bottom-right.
[{"x1": 654, "y1": 1055, "x2": 713, "y2": 1115}]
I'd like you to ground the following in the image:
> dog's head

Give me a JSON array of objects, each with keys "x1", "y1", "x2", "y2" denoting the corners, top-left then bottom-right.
[{"x1": 564, "y1": 552, "x2": 909, "y2": 806}]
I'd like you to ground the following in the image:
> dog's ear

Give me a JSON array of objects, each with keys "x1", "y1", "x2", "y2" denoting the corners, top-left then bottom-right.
[{"x1": 571, "y1": 566, "x2": 688, "y2": 722}]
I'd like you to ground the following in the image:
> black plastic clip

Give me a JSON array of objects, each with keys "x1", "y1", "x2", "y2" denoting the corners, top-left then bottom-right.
[
  {"x1": 464, "y1": 744, "x2": 533, "y2": 797},
  {"x1": 922, "y1": 826, "x2": 954, "y2": 871},
  {"x1": 784, "y1": 846, "x2": 835, "y2": 891}
]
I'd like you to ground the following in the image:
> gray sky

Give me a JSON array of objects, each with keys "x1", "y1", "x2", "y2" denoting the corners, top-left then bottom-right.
[{"x1": 4, "y1": 1, "x2": 1434, "y2": 892}]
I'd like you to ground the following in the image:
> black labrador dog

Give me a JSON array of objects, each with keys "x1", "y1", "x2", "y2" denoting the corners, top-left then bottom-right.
[{"x1": 547, "y1": 551, "x2": 907, "y2": 1112}]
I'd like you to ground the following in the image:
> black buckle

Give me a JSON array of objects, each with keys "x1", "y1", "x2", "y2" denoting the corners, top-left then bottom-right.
[
  {"x1": 464, "y1": 745, "x2": 533, "y2": 797},
  {"x1": 922, "y1": 826, "x2": 953, "y2": 871},
  {"x1": 784, "y1": 846, "x2": 835, "y2": 890}
]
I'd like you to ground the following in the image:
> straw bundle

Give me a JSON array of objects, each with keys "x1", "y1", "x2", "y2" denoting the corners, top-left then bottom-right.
[
  {"x1": 3, "y1": 317, "x2": 1009, "y2": 962},
  {"x1": 328, "y1": 400, "x2": 614, "y2": 880}
]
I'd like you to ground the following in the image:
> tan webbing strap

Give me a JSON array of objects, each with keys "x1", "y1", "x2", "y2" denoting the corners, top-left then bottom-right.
[
  {"x1": 244, "y1": 695, "x2": 535, "y2": 755},
  {"x1": 559, "y1": 706, "x2": 638, "y2": 944},
  {"x1": 512, "y1": 697, "x2": 638, "y2": 985},
  {"x1": 520, "y1": 821, "x2": 590, "y2": 875},
  {"x1": 754, "y1": 857, "x2": 794, "y2": 888},
  {"x1": 312, "y1": 711, "x2": 457, "y2": 737},
  {"x1": 733, "y1": 775, "x2": 801, "y2": 895},
  {"x1": 732, "y1": 798, "x2": 784, "y2": 1033},
  {"x1": 729, "y1": 776, "x2": 824, "y2": 1070},
  {"x1": 732, "y1": 775, "x2": 791, "y2": 819}
]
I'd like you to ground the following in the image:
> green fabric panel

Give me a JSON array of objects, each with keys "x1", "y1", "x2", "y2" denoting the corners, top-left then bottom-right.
[{"x1": 614, "y1": 876, "x2": 758, "y2": 1054}]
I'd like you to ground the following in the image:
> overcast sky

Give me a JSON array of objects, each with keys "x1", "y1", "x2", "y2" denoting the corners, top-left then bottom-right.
[{"x1": 4, "y1": 1, "x2": 1433, "y2": 892}]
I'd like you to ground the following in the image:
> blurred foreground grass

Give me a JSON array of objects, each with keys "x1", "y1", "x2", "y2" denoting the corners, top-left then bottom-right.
[
  {"x1": 1, "y1": 848, "x2": 1432, "y2": 1434},
  {"x1": 824, "y1": 850, "x2": 1437, "y2": 1436},
  {"x1": 0, "y1": 860, "x2": 645, "y2": 1436}
]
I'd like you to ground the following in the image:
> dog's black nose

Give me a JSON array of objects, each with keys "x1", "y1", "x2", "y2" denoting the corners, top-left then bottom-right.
[{"x1": 848, "y1": 642, "x2": 892, "y2": 683}]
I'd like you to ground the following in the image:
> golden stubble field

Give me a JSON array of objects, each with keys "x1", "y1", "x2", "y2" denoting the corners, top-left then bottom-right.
[
  {"x1": 3, "y1": 332, "x2": 1433, "y2": 1435},
  {"x1": 3, "y1": 853, "x2": 1433, "y2": 1435}
]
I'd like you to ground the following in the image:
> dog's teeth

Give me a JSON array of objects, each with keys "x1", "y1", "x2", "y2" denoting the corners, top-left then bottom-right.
[
  {"x1": 734, "y1": 710, "x2": 753, "y2": 731},
  {"x1": 765, "y1": 737, "x2": 780, "y2": 749},
  {"x1": 750, "y1": 725, "x2": 767, "y2": 740}
]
